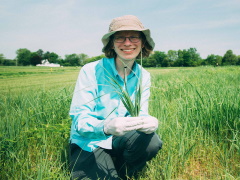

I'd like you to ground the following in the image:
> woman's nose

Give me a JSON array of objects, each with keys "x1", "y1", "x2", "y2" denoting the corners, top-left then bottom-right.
[{"x1": 123, "y1": 38, "x2": 132, "y2": 45}]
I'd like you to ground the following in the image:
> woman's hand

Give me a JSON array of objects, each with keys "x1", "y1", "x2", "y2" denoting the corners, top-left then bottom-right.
[
  {"x1": 137, "y1": 116, "x2": 158, "y2": 134},
  {"x1": 104, "y1": 117, "x2": 144, "y2": 136}
]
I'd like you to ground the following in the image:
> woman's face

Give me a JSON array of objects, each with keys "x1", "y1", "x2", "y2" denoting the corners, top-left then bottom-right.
[{"x1": 113, "y1": 31, "x2": 142, "y2": 63}]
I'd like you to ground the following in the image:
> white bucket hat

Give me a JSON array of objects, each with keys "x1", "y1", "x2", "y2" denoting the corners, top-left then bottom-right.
[{"x1": 101, "y1": 15, "x2": 155, "y2": 52}]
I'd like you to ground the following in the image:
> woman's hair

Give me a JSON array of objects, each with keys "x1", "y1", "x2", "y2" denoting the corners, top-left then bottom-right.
[{"x1": 103, "y1": 32, "x2": 153, "y2": 59}]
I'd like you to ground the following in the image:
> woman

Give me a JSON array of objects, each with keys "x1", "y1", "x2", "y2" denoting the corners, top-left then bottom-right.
[{"x1": 69, "y1": 15, "x2": 162, "y2": 180}]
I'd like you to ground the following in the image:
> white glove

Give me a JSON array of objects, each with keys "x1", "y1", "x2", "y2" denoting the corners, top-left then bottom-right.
[
  {"x1": 104, "y1": 117, "x2": 144, "y2": 136},
  {"x1": 137, "y1": 116, "x2": 158, "y2": 134}
]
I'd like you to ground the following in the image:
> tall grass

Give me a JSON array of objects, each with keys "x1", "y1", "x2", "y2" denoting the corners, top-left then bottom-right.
[
  {"x1": 0, "y1": 89, "x2": 73, "y2": 179},
  {"x1": 143, "y1": 66, "x2": 240, "y2": 179},
  {"x1": 0, "y1": 66, "x2": 79, "y2": 179},
  {"x1": 0, "y1": 66, "x2": 239, "y2": 179}
]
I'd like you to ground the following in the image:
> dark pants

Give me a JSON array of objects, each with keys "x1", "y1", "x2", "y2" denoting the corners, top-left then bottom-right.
[{"x1": 69, "y1": 131, "x2": 162, "y2": 180}]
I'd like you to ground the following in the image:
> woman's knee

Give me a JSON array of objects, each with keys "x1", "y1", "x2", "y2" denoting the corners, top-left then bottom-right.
[
  {"x1": 124, "y1": 132, "x2": 162, "y2": 162},
  {"x1": 145, "y1": 133, "x2": 162, "y2": 160},
  {"x1": 137, "y1": 132, "x2": 162, "y2": 152}
]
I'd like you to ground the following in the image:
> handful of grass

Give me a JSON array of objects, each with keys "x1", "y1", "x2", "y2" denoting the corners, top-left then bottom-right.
[
  {"x1": 106, "y1": 69, "x2": 142, "y2": 117},
  {"x1": 105, "y1": 54, "x2": 143, "y2": 117}
]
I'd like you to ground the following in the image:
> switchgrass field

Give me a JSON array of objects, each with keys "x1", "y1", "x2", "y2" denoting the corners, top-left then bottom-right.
[{"x1": 0, "y1": 66, "x2": 239, "y2": 179}]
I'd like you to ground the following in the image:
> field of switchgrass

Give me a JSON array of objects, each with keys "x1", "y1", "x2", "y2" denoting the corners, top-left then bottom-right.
[{"x1": 0, "y1": 66, "x2": 239, "y2": 179}]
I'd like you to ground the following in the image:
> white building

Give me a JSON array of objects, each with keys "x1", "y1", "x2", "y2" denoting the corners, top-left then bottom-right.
[{"x1": 36, "y1": 60, "x2": 61, "y2": 67}]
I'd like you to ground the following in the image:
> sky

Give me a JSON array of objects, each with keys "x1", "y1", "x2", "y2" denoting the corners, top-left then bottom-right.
[{"x1": 0, "y1": 0, "x2": 240, "y2": 60}]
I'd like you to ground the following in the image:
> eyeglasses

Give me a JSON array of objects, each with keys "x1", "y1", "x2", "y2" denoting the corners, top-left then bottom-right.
[{"x1": 113, "y1": 36, "x2": 141, "y2": 43}]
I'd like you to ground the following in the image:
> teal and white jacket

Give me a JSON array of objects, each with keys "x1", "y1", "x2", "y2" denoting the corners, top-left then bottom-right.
[{"x1": 69, "y1": 57, "x2": 151, "y2": 152}]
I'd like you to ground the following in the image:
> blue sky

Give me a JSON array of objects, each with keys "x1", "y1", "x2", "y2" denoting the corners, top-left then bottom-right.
[{"x1": 1, "y1": 0, "x2": 240, "y2": 59}]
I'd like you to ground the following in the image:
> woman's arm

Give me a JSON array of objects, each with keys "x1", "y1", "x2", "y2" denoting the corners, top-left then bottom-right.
[{"x1": 70, "y1": 65, "x2": 109, "y2": 140}]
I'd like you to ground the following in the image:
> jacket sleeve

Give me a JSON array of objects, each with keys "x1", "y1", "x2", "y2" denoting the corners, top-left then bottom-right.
[
  {"x1": 139, "y1": 70, "x2": 151, "y2": 116},
  {"x1": 69, "y1": 65, "x2": 109, "y2": 140}
]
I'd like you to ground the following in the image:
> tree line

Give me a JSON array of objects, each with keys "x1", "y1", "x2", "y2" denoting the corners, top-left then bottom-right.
[{"x1": 0, "y1": 48, "x2": 240, "y2": 67}]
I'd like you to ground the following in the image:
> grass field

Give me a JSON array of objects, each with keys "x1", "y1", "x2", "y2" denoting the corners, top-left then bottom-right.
[{"x1": 0, "y1": 66, "x2": 239, "y2": 179}]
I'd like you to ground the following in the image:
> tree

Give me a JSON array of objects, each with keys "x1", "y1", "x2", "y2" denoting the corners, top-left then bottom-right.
[
  {"x1": 179, "y1": 48, "x2": 202, "y2": 67},
  {"x1": 152, "y1": 51, "x2": 167, "y2": 67},
  {"x1": 205, "y1": 54, "x2": 216, "y2": 65},
  {"x1": 237, "y1": 55, "x2": 240, "y2": 65},
  {"x1": 64, "y1": 54, "x2": 80, "y2": 66},
  {"x1": 0, "y1": 54, "x2": 5, "y2": 65},
  {"x1": 173, "y1": 50, "x2": 184, "y2": 66},
  {"x1": 3, "y1": 59, "x2": 16, "y2": 66},
  {"x1": 78, "y1": 53, "x2": 89, "y2": 66},
  {"x1": 83, "y1": 55, "x2": 105, "y2": 65},
  {"x1": 215, "y1": 55, "x2": 222, "y2": 66},
  {"x1": 168, "y1": 50, "x2": 178, "y2": 61},
  {"x1": 145, "y1": 57, "x2": 157, "y2": 67},
  {"x1": 182, "y1": 49, "x2": 191, "y2": 66},
  {"x1": 136, "y1": 57, "x2": 157, "y2": 67},
  {"x1": 30, "y1": 52, "x2": 42, "y2": 66},
  {"x1": 16, "y1": 48, "x2": 31, "y2": 66},
  {"x1": 0, "y1": 54, "x2": 16, "y2": 66},
  {"x1": 36, "y1": 49, "x2": 44, "y2": 60},
  {"x1": 49, "y1": 52, "x2": 59, "y2": 63},
  {"x1": 187, "y1": 48, "x2": 201, "y2": 66},
  {"x1": 161, "y1": 57, "x2": 171, "y2": 67},
  {"x1": 43, "y1": 51, "x2": 59, "y2": 63},
  {"x1": 203, "y1": 54, "x2": 222, "y2": 66},
  {"x1": 222, "y1": 50, "x2": 238, "y2": 65},
  {"x1": 167, "y1": 50, "x2": 178, "y2": 67}
]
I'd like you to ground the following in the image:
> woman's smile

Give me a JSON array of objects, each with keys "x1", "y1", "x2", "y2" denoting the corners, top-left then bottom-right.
[{"x1": 122, "y1": 48, "x2": 135, "y2": 53}]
